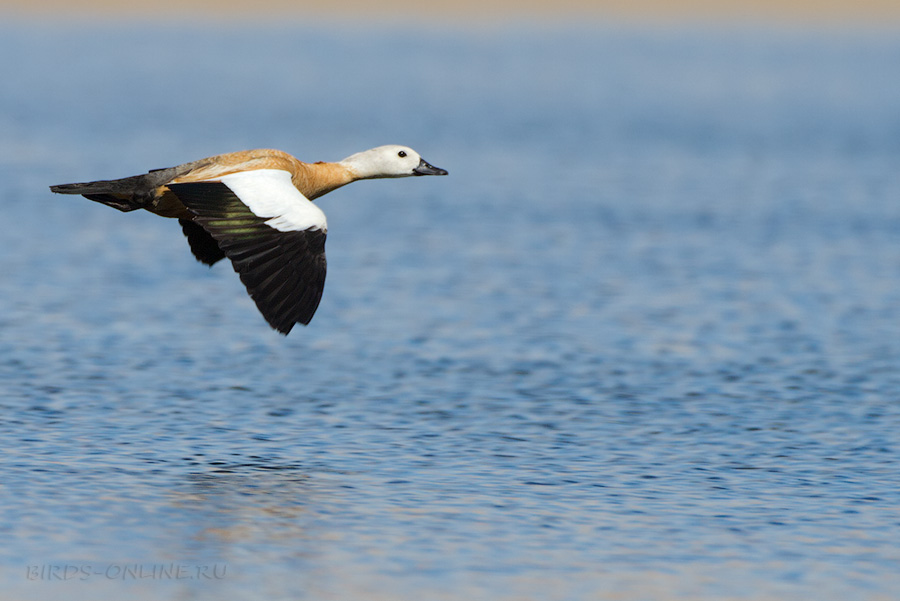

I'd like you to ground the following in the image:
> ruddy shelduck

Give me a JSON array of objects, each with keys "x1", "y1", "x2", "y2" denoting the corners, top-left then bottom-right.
[{"x1": 51, "y1": 146, "x2": 448, "y2": 334}]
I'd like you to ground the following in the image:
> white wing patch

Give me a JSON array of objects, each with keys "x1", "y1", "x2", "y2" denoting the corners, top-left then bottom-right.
[{"x1": 219, "y1": 169, "x2": 327, "y2": 232}]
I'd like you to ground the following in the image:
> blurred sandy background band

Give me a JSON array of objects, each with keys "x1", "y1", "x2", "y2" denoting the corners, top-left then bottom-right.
[{"x1": 2, "y1": 0, "x2": 900, "y2": 23}]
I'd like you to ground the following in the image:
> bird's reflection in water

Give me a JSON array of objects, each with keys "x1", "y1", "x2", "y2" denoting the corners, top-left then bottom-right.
[{"x1": 167, "y1": 461, "x2": 327, "y2": 555}]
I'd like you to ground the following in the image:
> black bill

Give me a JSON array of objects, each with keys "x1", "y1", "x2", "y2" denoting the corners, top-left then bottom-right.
[{"x1": 413, "y1": 158, "x2": 448, "y2": 176}]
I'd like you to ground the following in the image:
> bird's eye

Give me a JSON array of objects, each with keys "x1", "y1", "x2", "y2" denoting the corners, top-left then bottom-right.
[{"x1": 398, "y1": 151, "x2": 407, "y2": 158}]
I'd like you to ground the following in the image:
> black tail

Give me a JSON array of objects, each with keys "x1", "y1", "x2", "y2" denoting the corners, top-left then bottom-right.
[
  {"x1": 50, "y1": 175, "x2": 151, "y2": 212},
  {"x1": 50, "y1": 165, "x2": 184, "y2": 213}
]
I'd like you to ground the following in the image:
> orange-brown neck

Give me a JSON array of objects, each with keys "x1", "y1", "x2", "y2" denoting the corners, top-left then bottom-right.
[{"x1": 294, "y1": 161, "x2": 357, "y2": 200}]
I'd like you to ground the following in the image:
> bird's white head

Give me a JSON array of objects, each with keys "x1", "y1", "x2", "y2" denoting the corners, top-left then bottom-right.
[{"x1": 340, "y1": 145, "x2": 448, "y2": 180}]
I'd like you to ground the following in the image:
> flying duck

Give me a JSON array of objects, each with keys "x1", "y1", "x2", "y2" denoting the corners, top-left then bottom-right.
[{"x1": 51, "y1": 146, "x2": 448, "y2": 334}]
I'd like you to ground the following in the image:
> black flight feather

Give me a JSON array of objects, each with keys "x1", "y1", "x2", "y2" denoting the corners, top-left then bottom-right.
[{"x1": 168, "y1": 181, "x2": 327, "y2": 334}]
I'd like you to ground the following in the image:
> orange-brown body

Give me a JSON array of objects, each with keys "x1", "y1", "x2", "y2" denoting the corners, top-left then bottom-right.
[{"x1": 150, "y1": 149, "x2": 356, "y2": 218}]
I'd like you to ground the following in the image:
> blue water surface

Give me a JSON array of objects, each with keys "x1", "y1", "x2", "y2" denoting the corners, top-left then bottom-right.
[{"x1": 1, "y1": 19, "x2": 900, "y2": 601}]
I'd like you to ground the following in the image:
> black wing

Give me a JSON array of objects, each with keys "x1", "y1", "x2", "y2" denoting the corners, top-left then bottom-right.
[
  {"x1": 168, "y1": 181, "x2": 327, "y2": 334},
  {"x1": 179, "y1": 218, "x2": 226, "y2": 266}
]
